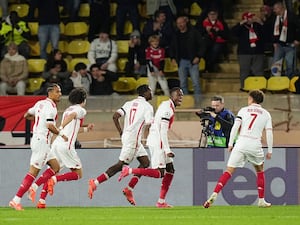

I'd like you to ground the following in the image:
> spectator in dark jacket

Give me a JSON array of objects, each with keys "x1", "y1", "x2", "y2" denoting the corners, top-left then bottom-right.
[{"x1": 231, "y1": 12, "x2": 265, "y2": 90}]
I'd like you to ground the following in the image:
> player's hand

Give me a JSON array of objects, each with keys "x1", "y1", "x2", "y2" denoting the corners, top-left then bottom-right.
[
  {"x1": 87, "y1": 123, "x2": 95, "y2": 131},
  {"x1": 227, "y1": 146, "x2": 233, "y2": 152},
  {"x1": 62, "y1": 134, "x2": 68, "y2": 142},
  {"x1": 266, "y1": 152, "x2": 272, "y2": 160},
  {"x1": 166, "y1": 151, "x2": 175, "y2": 158}
]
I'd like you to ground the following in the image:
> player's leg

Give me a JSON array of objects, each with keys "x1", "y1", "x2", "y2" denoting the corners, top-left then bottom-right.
[
  {"x1": 254, "y1": 163, "x2": 271, "y2": 207},
  {"x1": 156, "y1": 161, "x2": 174, "y2": 208}
]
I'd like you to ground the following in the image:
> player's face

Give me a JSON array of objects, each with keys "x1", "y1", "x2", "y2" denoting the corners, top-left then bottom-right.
[
  {"x1": 172, "y1": 89, "x2": 184, "y2": 107},
  {"x1": 248, "y1": 96, "x2": 253, "y2": 105},
  {"x1": 144, "y1": 88, "x2": 152, "y2": 101},
  {"x1": 211, "y1": 100, "x2": 224, "y2": 113},
  {"x1": 49, "y1": 86, "x2": 62, "y2": 103}
]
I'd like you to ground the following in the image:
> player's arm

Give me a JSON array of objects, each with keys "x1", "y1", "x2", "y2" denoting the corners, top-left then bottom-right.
[
  {"x1": 80, "y1": 123, "x2": 94, "y2": 133},
  {"x1": 160, "y1": 118, "x2": 174, "y2": 157},
  {"x1": 265, "y1": 115, "x2": 273, "y2": 159},
  {"x1": 227, "y1": 116, "x2": 242, "y2": 152},
  {"x1": 60, "y1": 112, "x2": 77, "y2": 129},
  {"x1": 113, "y1": 111, "x2": 123, "y2": 136},
  {"x1": 24, "y1": 112, "x2": 35, "y2": 121}
]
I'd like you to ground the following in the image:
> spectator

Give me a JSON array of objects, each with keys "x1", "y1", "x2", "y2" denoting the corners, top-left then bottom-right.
[
  {"x1": 115, "y1": 0, "x2": 140, "y2": 40},
  {"x1": 61, "y1": 0, "x2": 81, "y2": 21},
  {"x1": 87, "y1": 0, "x2": 110, "y2": 42},
  {"x1": 0, "y1": 11, "x2": 30, "y2": 59},
  {"x1": 231, "y1": 12, "x2": 265, "y2": 90},
  {"x1": 125, "y1": 30, "x2": 146, "y2": 77},
  {"x1": 271, "y1": 1, "x2": 300, "y2": 78},
  {"x1": 88, "y1": 30, "x2": 118, "y2": 73},
  {"x1": 89, "y1": 64, "x2": 118, "y2": 95},
  {"x1": 146, "y1": 35, "x2": 169, "y2": 96},
  {"x1": 146, "y1": 0, "x2": 177, "y2": 22},
  {"x1": 70, "y1": 62, "x2": 92, "y2": 94},
  {"x1": 197, "y1": 8, "x2": 229, "y2": 72},
  {"x1": 29, "y1": 0, "x2": 60, "y2": 59},
  {"x1": 169, "y1": 15, "x2": 206, "y2": 105},
  {"x1": 0, "y1": 42, "x2": 28, "y2": 95},
  {"x1": 142, "y1": 9, "x2": 174, "y2": 55},
  {"x1": 45, "y1": 49, "x2": 68, "y2": 72}
]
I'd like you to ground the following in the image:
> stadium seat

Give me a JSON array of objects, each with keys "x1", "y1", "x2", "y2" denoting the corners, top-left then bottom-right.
[
  {"x1": 26, "y1": 77, "x2": 45, "y2": 93},
  {"x1": 199, "y1": 58, "x2": 205, "y2": 71},
  {"x1": 110, "y1": 22, "x2": 117, "y2": 36},
  {"x1": 47, "y1": 41, "x2": 68, "y2": 54},
  {"x1": 27, "y1": 59, "x2": 46, "y2": 73},
  {"x1": 243, "y1": 76, "x2": 267, "y2": 91},
  {"x1": 164, "y1": 58, "x2": 178, "y2": 73},
  {"x1": 110, "y1": 2, "x2": 117, "y2": 17},
  {"x1": 64, "y1": 22, "x2": 88, "y2": 39},
  {"x1": 138, "y1": 2, "x2": 148, "y2": 18},
  {"x1": 78, "y1": 3, "x2": 90, "y2": 18},
  {"x1": 136, "y1": 77, "x2": 149, "y2": 88},
  {"x1": 60, "y1": 22, "x2": 65, "y2": 35},
  {"x1": 28, "y1": 22, "x2": 38, "y2": 36},
  {"x1": 112, "y1": 77, "x2": 137, "y2": 93},
  {"x1": 0, "y1": 6, "x2": 2, "y2": 18},
  {"x1": 28, "y1": 41, "x2": 40, "y2": 57},
  {"x1": 190, "y1": 2, "x2": 202, "y2": 16},
  {"x1": 124, "y1": 20, "x2": 133, "y2": 35},
  {"x1": 9, "y1": 4, "x2": 29, "y2": 18},
  {"x1": 67, "y1": 40, "x2": 90, "y2": 56},
  {"x1": 68, "y1": 58, "x2": 90, "y2": 72},
  {"x1": 117, "y1": 58, "x2": 128, "y2": 73},
  {"x1": 266, "y1": 76, "x2": 290, "y2": 91},
  {"x1": 116, "y1": 40, "x2": 129, "y2": 55},
  {"x1": 289, "y1": 76, "x2": 299, "y2": 93},
  {"x1": 177, "y1": 95, "x2": 195, "y2": 109}
]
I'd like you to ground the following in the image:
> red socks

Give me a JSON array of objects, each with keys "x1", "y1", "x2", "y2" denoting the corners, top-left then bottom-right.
[
  {"x1": 257, "y1": 171, "x2": 265, "y2": 198},
  {"x1": 214, "y1": 171, "x2": 232, "y2": 193},
  {"x1": 16, "y1": 173, "x2": 35, "y2": 198},
  {"x1": 128, "y1": 176, "x2": 139, "y2": 189},
  {"x1": 159, "y1": 172, "x2": 174, "y2": 199},
  {"x1": 56, "y1": 172, "x2": 79, "y2": 182},
  {"x1": 35, "y1": 168, "x2": 56, "y2": 187},
  {"x1": 96, "y1": 173, "x2": 109, "y2": 184},
  {"x1": 132, "y1": 168, "x2": 161, "y2": 178}
]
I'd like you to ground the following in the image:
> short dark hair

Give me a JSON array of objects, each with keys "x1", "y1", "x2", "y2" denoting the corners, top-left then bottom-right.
[
  {"x1": 211, "y1": 95, "x2": 224, "y2": 103},
  {"x1": 68, "y1": 88, "x2": 87, "y2": 105},
  {"x1": 170, "y1": 87, "x2": 181, "y2": 95},
  {"x1": 136, "y1": 84, "x2": 150, "y2": 96},
  {"x1": 90, "y1": 63, "x2": 100, "y2": 72},
  {"x1": 74, "y1": 62, "x2": 87, "y2": 72},
  {"x1": 249, "y1": 89, "x2": 264, "y2": 104}
]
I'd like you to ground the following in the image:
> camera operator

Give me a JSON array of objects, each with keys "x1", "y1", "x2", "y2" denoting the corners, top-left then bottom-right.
[{"x1": 196, "y1": 95, "x2": 234, "y2": 148}]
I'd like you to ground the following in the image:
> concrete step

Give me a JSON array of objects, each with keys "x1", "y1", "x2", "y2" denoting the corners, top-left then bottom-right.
[
  {"x1": 203, "y1": 72, "x2": 240, "y2": 79},
  {"x1": 203, "y1": 78, "x2": 241, "y2": 93},
  {"x1": 236, "y1": 0, "x2": 263, "y2": 4},
  {"x1": 218, "y1": 62, "x2": 240, "y2": 73}
]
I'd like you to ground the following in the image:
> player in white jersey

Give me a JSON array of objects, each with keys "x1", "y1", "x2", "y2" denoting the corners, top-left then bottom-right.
[
  {"x1": 118, "y1": 87, "x2": 184, "y2": 208},
  {"x1": 88, "y1": 85, "x2": 154, "y2": 205},
  {"x1": 204, "y1": 90, "x2": 273, "y2": 208},
  {"x1": 29, "y1": 88, "x2": 94, "y2": 208},
  {"x1": 9, "y1": 84, "x2": 67, "y2": 211}
]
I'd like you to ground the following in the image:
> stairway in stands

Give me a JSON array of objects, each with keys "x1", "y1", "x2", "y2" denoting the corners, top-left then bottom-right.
[{"x1": 203, "y1": 0, "x2": 263, "y2": 93}]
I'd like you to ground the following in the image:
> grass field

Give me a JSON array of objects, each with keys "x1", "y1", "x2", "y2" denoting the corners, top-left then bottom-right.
[{"x1": 1, "y1": 206, "x2": 300, "y2": 225}]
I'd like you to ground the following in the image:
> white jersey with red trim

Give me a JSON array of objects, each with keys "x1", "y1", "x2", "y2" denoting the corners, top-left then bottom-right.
[
  {"x1": 27, "y1": 98, "x2": 57, "y2": 144},
  {"x1": 117, "y1": 96, "x2": 153, "y2": 146},
  {"x1": 147, "y1": 99, "x2": 175, "y2": 151},
  {"x1": 57, "y1": 104, "x2": 86, "y2": 150},
  {"x1": 234, "y1": 103, "x2": 272, "y2": 148}
]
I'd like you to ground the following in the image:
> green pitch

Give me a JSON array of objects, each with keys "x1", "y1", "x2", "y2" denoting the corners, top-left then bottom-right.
[{"x1": 0, "y1": 206, "x2": 299, "y2": 225}]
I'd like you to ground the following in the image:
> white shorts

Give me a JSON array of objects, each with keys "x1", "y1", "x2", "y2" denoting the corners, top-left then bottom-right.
[
  {"x1": 51, "y1": 140, "x2": 82, "y2": 169},
  {"x1": 148, "y1": 144, "x2": 173, "y2": 169},
  {"x1": 30, "y1": 135, "x2": 56, "y2": 169},
  {"x1": 119, "y1": 141, "x2": 148, "y2": 164},
  {"x1": 227, "y1": 147, "x2": 265, "y2": 168}
]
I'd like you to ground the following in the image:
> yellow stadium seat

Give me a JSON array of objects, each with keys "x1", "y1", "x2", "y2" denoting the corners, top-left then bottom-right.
[
  {"x1": 67, "y1": 40, "x2": 90, "y2": 55},
  {"x1": 266, "y1": 76, "x2": 290, "y2": 91},
  {"x1": 117, "y1": 58, "x2": 128, "y2": 73},
  {"x1": 64, "y1": 22, "x2": 88, "y2": 38},
  {"x1": 110, "y1": 2, "x2": 117, "y2": 17},
  {"x1": 190, "y1": 2, "x2": 202, "y2": 16},
  {"x1": 28, "y1": 41, "x2": 40, "y2": 57},
  {"x1": 27, "y1": 59, "x2": 46, "y2": 73},
  {"x1": 110, "y1": 22, "x2": 117, "y2": 36},
  {"x1": 9, "y1": 4, "x2": 29, "y2": 18},
  {"x1": 69, "y1": 58, "x2": 90, "y2": 72},
  {"x1": 113, "y1": 77, "x2": 137, "y2": 93},
  {"x1": 138, "y1": 2, "x2": 148, "y2": 18},
  {"x1": 243, "y1": 76, "x2": 267, "y2": 91},
  {"x1": 177, "y1": 95, "x2": 195, "y2": 109},
  {"x1": 116, "y1": 40, "x2": 129, "y2": 55},
  {"x1": 47, "y1": 41, "x2": 68, "y2": 54},
  {"x1": 60, "y1": 22, "x2": 65, "y2": 35},
  {"x1": 164, "y1": 58, "x2": 178, "y2": 73},
  {"x1": 28, "y1": 22, "x2": 38, "y2": 36},
  {"x1": 199, "y1": 58, "x2": 205, "y2": 71},
  {"x1": 124, "y1": 20, "x2": 133, "y2": 35},
  {"x1": 289, "y1": 76, "x2": 299, "y2": 92},
  {"x1": 156, "y1": 96, "x2": 169, "y2": 108},
  {"x1": 0, "y1": 6, "x2": 2, "y2": 18},
  {"x1": 26, "y1": 77, "x2": 45, "y2": 93},
  {"x1": 136, "y1": 77, "x2": 149, "y2": 88},
  {"x1": 78, "y1": 3, "x2": 90, "y2": 18}
]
